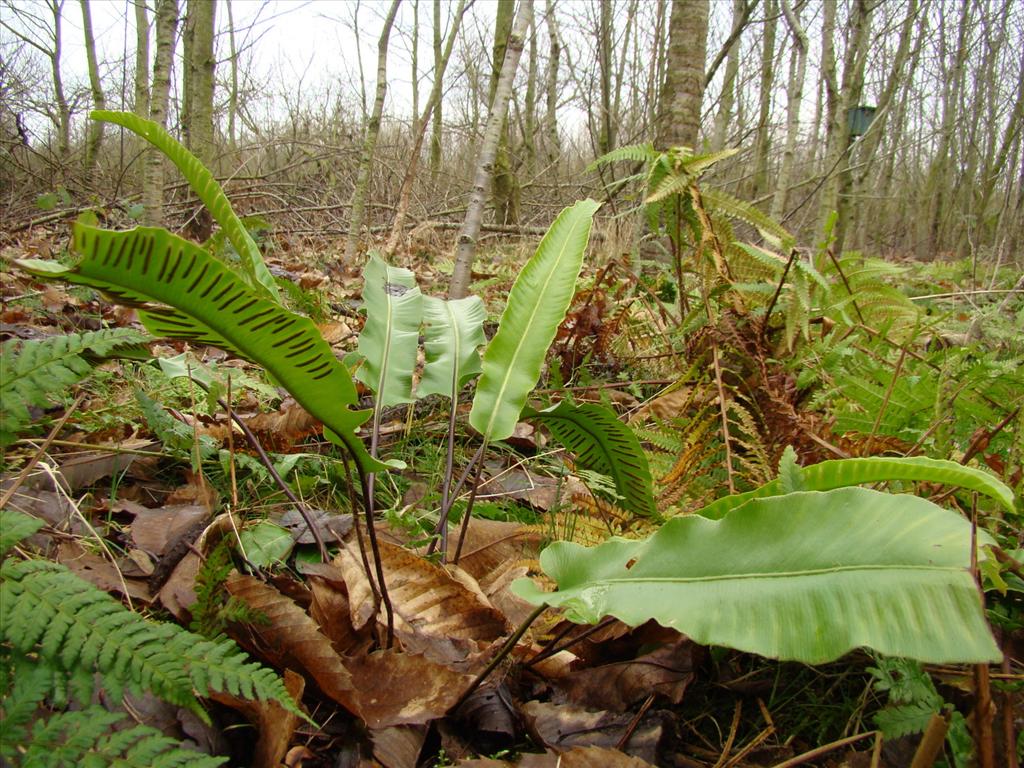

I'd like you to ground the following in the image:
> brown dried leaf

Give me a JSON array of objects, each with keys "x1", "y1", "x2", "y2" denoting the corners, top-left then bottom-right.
[
  {"x1": 209, "y1": 668, "x2": 306, "y2": 768},
  {"x1": 130, "y1": 504, "x2": 210, "y2": 556},
  {"x1": 57, "y1": 541, "x2": 152, "y2": 602},
  {"x1": 521, "y1": 701, "x2": 663, "y2": 764},
  {"x1": 225, "y1": 573, "x2": 357, "y2": 712},
  {"x1": 628, "y1": 387, "x2": 705, "y2": 424},
  {"x1": 56, "y1": 440, "x2": 159, "y2": 491},
  {"x1": 306, "y1": 574, "x2": 369, "y2": 657},
  {"x1": 446, "y1": 518, "x2": 543, "y2": 583},
  {"x1": 347, "y1": 649, "x2": 473, "y2": 728},
  {"x1": 334, "y1": 538, "x2": 509, "y2": 665},
  {"x1": 559, "y1": 638, "x2": 696, "y2": 712},
  {"x1": 158, "y1": 550, "x2": 201, "y2": 621},
  {"x1": 370, "y1": 724, "x2": 427, "y2": 768},
  {"x1": 559, "y1": 746, "x2": 656, "y2": 767}
]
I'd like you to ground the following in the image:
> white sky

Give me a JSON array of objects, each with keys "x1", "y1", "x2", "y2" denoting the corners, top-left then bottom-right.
[{"x1": 13, "y1": 0, "x2": 498, "y2": 122}]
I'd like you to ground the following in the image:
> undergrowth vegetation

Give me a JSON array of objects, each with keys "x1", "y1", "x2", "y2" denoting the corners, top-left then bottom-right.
[{"x1": 0, "y1": 112, "x2": 1021, "y2": 767}]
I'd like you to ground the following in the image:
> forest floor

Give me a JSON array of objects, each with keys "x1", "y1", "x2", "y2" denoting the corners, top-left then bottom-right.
[{"x1": 1, "y1": 219, "x2": 1022, "y2": 768}]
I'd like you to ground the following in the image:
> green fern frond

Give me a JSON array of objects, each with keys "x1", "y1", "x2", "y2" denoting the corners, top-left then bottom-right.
[
  {"x1": 645, "y1": 170, "x2": 697, "y2": 204},
  {"x1": 0, "y1": 329, "x2": 149, "y2": 448},
  {"x1": 16, "y1": 706, "x2": 226, "y2": 767},
  {"x1": 589, "y1": 142, "x2": 658, "y2": 170},
  {"x1": 0, "y1": 539, "x2": 302, "y2": 724},
  {"x1": 701, "y1": 188, "x2": 793, "y2": 247},
  {"x1": 680, "y1": 147, "x2": 741, "y2": 178},
  {"x1": 1, "y1": 511, "x2": 44, "y2": 556}
]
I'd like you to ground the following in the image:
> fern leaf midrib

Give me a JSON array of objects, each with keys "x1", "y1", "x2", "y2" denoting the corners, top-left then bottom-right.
[{"x1": 481, "y1": 213, "x2": 589, "y2": 439}]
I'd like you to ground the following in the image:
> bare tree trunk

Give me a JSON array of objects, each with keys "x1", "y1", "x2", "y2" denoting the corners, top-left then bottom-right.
[
  {"x1": 143, "y1": 0, "x2": 177, "y2": 227},
  {"x1": 544, "y1": 0, "x2": 561, "y2": 164},
  {"x1": 597, "y1": 0, "x2": 614, "y2": 155},
  {"x1": 80, "y1": 0, "x2": 106, "y2": 176},
  {"x1": 850, "y1": 0, "x2": 921, "y2": 248},
  {"x1": 489, "y1": 0, "x2": 520, "y2": 225},
  {"x1": 711, "y1": 0, "x2": 746, "y2": 151},
  {"x1": 344, "y1": 0, "x2": 402, "y2": 263},
  {"x1": 647, "y1": 0, "x2": 666, "y2": 136},
  {"x1": 48, "y1": 0, "x2": 70, "y2": 164},
  {"x1": 226, "y1": 0, "x2": 238, "y2": 148},
  {"x1": 817, "y1": 0, "x2": 870, "y2": 250},
  {"x1": 926, "y1": 0, "x2": 971, "y2": 255},
  {"x1": 430, "y1": 0, "x2": 443, "y2": 179},
  {"x1": 750, "y1": 0, "x2": 777, "y2": 200},
  {"x1": 770, "y1": 0, "x2": 807, "y2": 221},
  {"x1": 183, "y1": 0, "x2": 217, "y2": 240},
  {"x1": 657, "y1": 0, "x2": 709, "y2": 149},
  {"x1": 133, "y1": 0, "x2": 150, "y2": 119},
  {"x1": 411, "y1": 0, "x2": 420, "y2": 135},
  {"x1": 829, "y1": 0, "x2": 872, "y2": 255},
  {"x1": 449, "y1": 0, "x2": 533, "y2": 299},
  {"x1": 384, "y1": 0, "x2": 467, "y2": 254},
  {"x1": 523, "y1": 7, "x2": 538, "y2": 174}
]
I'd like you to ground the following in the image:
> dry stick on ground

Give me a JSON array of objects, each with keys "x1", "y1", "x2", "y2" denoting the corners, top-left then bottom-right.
[
  {"x1": 771, "y1": 731, "x2": 879, "y2": 768},
  {"x1": 0, "y1": 392, "x2": 86, "y2": 510},
  {"x1": 616, "y1": 693, "x2": 656, "y2": 752},
  {"x1": 712, "y1": 701, "x2": 743, "y2": 768},
  {"x1": 908, "y1": 712, "x2": 950, "y2": 768}
]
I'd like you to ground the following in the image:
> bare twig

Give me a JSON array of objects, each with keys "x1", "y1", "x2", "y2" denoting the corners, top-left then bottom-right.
[{"x1": 771, "y1": 731, "x2": 878, "y2": 768}]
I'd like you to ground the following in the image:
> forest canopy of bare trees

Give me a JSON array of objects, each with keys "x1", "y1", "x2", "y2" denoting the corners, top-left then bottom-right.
[{"x1": 1, "y1": 0, "x2": 1022, "y2": 264}]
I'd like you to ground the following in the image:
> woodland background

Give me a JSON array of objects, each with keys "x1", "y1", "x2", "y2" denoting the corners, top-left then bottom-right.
[{"x1": 1, "y1": 0, "x2": 1022, "y2": 267}]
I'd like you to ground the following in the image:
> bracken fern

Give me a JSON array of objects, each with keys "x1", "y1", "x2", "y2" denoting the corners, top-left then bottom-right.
[
  {"x1": 0, "y1": 509, "x2": 303, "y2": 766},
  {"x1": 0, "y1": 328, "x2": 149, "y2": 448}
]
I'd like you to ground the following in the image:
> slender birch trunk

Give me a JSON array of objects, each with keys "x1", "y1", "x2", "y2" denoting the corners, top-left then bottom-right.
[
  {"x1": 449, "y1": 0, "x2": 533, "y2": 299},
  {"x1": 770, "y1": 0, "x2": 807, "y2": 221},
  {"x1": 143, "y1": 0, "x2": 177, "y2": 227},
  {"x1": 344, "y1": 0, "x2": 402, "y2": 263},
  {"x1": 430, "y1": 0, "x2": 443, "y2": 179},
  {"x1": 544, "y1": 0, "x2": 561, "y2": 164},
  {"x1": 133, "y1": 0, "x2": 149, "y2": 119},
  {"x1": 80, "y1": 0, "x2": 106, "y2": 176},
  {"x1": 711, "y1": 0, "x2": 746, "y2": 151},
  {"x1": 658, "y1": 0, "x2": 709, "y2": 149},
  {"x1": 750, "y1": 0, "x2": 777, "y2": 200}
]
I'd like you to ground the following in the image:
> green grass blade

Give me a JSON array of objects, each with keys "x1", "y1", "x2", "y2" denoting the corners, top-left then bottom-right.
[
  {"x1": 17, "y1": 224, "x2": 384, "y2": 474},
  {"x1": 91, "y1": 109, "x2": 280, "y2": 302},
  {"x1": 525, "y1": 401, "x2": 656, "y2": 517},
  {"x1": 470, "y1": 199, "x2": 600, "y2": 441},
  {"x1": 513, "y1": 487, "x2": 1000, "y2": 664},
  {"x1": 696, "y1": 455, "x2": 1016, "y2": 519}
]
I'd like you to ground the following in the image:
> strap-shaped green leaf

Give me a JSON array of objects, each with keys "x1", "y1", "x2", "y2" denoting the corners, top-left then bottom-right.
[
  {"x1": 696, "y1": 455, "x2": 1016, "y2": 519},
  {"x1": 91, "y1": 110, "x2": 280, "y2": 302},
  {"x1": 355, "y1": 253, "x2": 423, "y2": 407},
  {"x1": 514, "y1": 487, "x2": 1000, "y2": 664},
  {"x1": 524, "y1": 401, "x2": 656, "y2": 517},
  {"x1": 418, "y1": 295, "x2": 486, "y2": 400},
  {"x1": 17, "y1": 224, "x2": 384, "y2": 474},
  {"x1": 470, "y1": 199, "x2": 600, "y2": 441}
]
